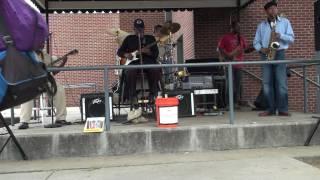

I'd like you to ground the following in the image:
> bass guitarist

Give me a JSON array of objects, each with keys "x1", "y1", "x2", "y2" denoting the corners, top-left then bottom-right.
[
  {"x1": 117, "y1": 18, "x2": 161, "y2": 122},
  {"x1": 18, "y1": 44, "x2": 76, "y2": 129}
]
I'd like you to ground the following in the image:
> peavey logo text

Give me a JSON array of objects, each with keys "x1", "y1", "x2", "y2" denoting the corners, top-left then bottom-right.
[
  {"x1": 175, "y1": 95, "x2": 184, "y2": 101},
  {"x1": 92, "y1": 98, "x2": 103, "y2": 104}
]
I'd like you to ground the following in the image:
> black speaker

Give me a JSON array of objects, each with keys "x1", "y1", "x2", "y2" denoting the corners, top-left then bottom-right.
[
  {"x1": 315, "y1": 0, "x2": 320, "y2": 51},
  {"x1": 213, "y1": 76, "x2": 227, "y2": 108},
  {"x1": 185, "y1": 58, "x2": 224, "y2": 75},
  {"x1": 166, "y1": 90, "x2": 195, "y2": 117},
  {"x1": 80, "y1": 93, "x2": 113, "y2": 121}
]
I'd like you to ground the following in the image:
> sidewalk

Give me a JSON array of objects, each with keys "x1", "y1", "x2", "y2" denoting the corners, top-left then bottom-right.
[{"x1": 1, "y1": 146, "x2": 320, "y2": 180}]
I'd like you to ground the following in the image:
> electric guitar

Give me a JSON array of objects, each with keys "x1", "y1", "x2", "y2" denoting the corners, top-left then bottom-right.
[
  {"x1": 119, "y1": 36, "x2": 169, "y2": 65},
  {"x1": 50, "y1": 49, "x2": 79, "y2": 66}
]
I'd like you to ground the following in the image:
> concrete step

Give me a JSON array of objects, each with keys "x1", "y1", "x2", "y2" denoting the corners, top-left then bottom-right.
[{"x1": 1, "y1": 120, "x2": 320, "y2": 160}]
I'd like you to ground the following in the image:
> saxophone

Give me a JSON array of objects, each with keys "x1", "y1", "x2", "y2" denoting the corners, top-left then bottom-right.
[{"x1": 267, "y1": 20, "x2": 280, "y2": 60}]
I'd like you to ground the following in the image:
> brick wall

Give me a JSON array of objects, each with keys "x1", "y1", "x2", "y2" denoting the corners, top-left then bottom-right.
[
  {"x1": 172, "y1": 11, "x2": 195, "y2": 60},
  {"x1": 49, "y1": 12, "x2": 164, "y2": 106},
  {"x1": 49, "y1": 1, "x2": 318, "y2": 112},
  {"x1": 120, "y1": 12, "x2": 165, "y2": 35},
  {"x1": 239, "y1": 0, "x2": 317, "y2": 112},
  {"x1": 194, "y1": 8, "x2": 233, "y2": 59},
  {"x1": 49, "y1": 13, "x2": 120, "y2": 107},
  {"x1": 189, "y1": 0, "x2": 317, "y2": 112}
]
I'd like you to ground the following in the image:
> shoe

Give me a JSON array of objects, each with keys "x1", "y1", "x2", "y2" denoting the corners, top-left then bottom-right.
[
  {"x1": 247, "y1": 101, "x2": 256, "y2": 109},
  {"x1": 137, "y1": 116, "x2": 148, "y2": 123},
  {"x1": 55, "y1": 120, "x2": 72, "y2": 125},
  {"x1": 127, "y1": 109, "x2": 142, "y2": 121},
  {"x1": 131, "y1": 116, "x2": 149, "y2": 124},
  {"x1": 18, "y1": 122, "x2": 29, "y2": 130},
  {"x1": 258, "y1": 111, "x2": 274, "y2": 117},
  {"x1": 278, "y1": 112, "x2": 291, "y2": 116}
]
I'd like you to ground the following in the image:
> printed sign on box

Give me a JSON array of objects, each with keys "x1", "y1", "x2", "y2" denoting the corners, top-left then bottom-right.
[
  {"x1": 159, "y1": 106, "x2": 178, "y2": 124},
  {"x1": 83, "y1": 117, "x2": 105, "y2": 133}
]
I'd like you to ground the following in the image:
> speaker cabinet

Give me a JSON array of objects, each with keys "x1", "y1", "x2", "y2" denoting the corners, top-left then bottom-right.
[
  {"x1": 80, "y1": 93, "x2": 113, "y2": 121},
  {"x1": 166, "y1": 90, "x2": 195, "y2": 117}
]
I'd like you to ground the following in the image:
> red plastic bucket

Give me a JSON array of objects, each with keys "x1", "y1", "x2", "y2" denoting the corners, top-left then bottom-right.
[{"x1": 155, "y1": 97, "x2": 179, "y2": 128}]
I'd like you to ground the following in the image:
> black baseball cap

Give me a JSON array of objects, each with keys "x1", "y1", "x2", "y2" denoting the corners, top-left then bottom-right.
[
  {"x1": 134, "y1": 18, "x2": 145, "y2": 28},
  {"x1": 264, "y1": 1, "x2": 277, "y2": 10}
]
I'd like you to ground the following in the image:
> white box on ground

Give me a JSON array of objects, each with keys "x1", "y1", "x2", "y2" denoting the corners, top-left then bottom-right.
[
  {"x1": 42, "y1": 116, "x2": 55, "y2": 126},
  {"x1": 83, "y1": 117, "x2": 105, "y2": 133},
  {"x1": 159, "y1": 106, "x2": 178, "y2": 124}
]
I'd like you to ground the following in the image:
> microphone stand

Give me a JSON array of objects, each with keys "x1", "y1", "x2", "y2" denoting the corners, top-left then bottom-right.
[
  {"x1": 44, "y1": 32, "x2": 61, "y2": 128},
  {"x1": 137, "y1": 32, "x2": 147, "y2": 110}
]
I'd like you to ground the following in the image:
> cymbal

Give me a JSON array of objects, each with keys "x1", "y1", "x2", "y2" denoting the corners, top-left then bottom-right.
[
  {"x1": 107, "y1": 28, "x2": 129, "y2": 37},
  {"x1": 107, "y1": 28, "x2": 130, "y2": 45},
  {"x1": 160, "y1": 22, "x2": 181, "y2": 35}
]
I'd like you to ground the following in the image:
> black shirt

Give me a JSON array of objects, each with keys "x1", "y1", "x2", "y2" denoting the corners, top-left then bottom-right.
[{"x1": 117, "y1": 34, "x2": 159, "y2": 64}]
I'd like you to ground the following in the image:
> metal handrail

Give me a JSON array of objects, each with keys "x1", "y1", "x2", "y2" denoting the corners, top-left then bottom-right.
[
  {"x1": 47, "y1": 59, "x2": 320, "y2": 130},
  {"x1": 290, "y1": 69, "x2": 320, "y2": 88},
  {"x1": 242, "y1": 67, "x2": 320, "y2": 89},
  {"x1": 49, "y1": 59, "x2": 320, "y2": 71},
  {"x1": 241, "y1": 69, "x2": 262, "y2": 81}
]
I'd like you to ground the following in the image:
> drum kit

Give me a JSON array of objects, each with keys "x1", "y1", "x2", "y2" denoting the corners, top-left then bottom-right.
[{"x1": 107, "y1": 21, "x2": 184, "y2": 88}]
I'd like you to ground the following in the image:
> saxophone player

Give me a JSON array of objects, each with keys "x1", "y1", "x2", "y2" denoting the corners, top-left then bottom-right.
[{"x1": 253, "y1": 1, "x2": 294, "y2": 116}]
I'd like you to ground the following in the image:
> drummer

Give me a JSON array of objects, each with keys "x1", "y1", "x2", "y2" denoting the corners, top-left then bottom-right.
[{"x1": 153, "y1": 25, "x2": 167, "y2": 62}]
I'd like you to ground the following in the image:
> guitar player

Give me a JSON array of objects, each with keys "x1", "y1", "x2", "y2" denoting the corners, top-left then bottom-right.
[
  {"x1": 117, "y1": 18, "x2": 161, "y2": 122},
  {"x1": 18, "y1": 43, "x2": 75, "y2": 129}
]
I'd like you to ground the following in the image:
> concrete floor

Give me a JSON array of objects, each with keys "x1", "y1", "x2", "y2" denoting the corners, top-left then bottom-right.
[
  {"x1": 2, "y1": 108, "x2": 320, "y2": 179},
  {"x1": 1, "y1": 107, "x2": 318, "y2": 135},
  {"x1": 1, "y1": 146, "x2": 320, "y2": 180}
]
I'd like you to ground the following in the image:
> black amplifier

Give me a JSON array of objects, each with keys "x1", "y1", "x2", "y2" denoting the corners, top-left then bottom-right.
[
  {"x1": 166, "y1": 90, "x2": 195, "y2": 117},
  {"x1": 80, "y1": 93, "x2": 113, "y2": 121}
]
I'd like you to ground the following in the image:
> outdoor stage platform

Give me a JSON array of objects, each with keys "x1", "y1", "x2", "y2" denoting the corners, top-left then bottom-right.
[{"x1": 1, "y1": 107, "x2": 320, "y2": 160}]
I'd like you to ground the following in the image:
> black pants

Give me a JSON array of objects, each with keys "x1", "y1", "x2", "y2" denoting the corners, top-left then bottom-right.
[
  {"x1": 226, "y1": 68, "x2": 242, "y2": 105},
  {"x1": 233, "y1": 68, "x2": 242, "y2": 104},
  {"x1": 126, "y1": 68, "x2": 161, "y2": 106}
]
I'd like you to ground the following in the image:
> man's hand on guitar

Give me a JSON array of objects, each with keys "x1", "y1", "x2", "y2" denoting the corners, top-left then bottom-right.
[
  {"x1": 230, "y1": 46, "x2": 242, "y2": 57},
  {"x1": 53, "y1": 57, "x2": 68, "y2": 75},
  {"x1": 124, "y1": 53, "x2": 133, "y2": 60},
  {"x1": 140, "y1": 48, "x2": 151, "y2": 56}
]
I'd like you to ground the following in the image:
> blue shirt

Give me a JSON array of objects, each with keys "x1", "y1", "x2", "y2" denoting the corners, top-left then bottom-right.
[{"x1": 253, "y1": 17, "x2": 294, "y2": 52}]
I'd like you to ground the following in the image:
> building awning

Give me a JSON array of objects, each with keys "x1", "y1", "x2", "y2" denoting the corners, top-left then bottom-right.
[{"x1": 32, "y1": 0, "x2": 255, "y2": 13}]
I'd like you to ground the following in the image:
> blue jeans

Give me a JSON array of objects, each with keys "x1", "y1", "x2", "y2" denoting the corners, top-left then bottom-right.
[{"x1": 261, "y1": 50, "x2": 288, "y2": 113}]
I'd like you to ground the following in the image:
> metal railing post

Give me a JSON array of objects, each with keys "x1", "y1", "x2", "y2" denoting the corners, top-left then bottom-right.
[
  {"x1": 228, "y1": 64, "x2": 235, "y2": 124},
  {"x1": 10, "y1": 108, "x2": 15, "y2": 126},
  {"x1": 104, "y1": 66, "x2": 111, "y2": 131},
  {"x1": 303, "y1": 65, "x2": 308, "y2": 113}
]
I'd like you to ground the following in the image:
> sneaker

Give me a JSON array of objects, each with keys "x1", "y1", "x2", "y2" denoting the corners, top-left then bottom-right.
[
  {"x1": 55, "y1": 120, "x2": 72, "y2": 125},
  {"x1": 278, "y1": 112, "x2": 291, "y2": 116},
  {"x1": 131, "y1": 116, "x2": 148, "y2": 124},
  {"x1": 127, "y1": 109, "x2": 142, "y2": 121},
  {"x1": 258, "y1": 111, "x2": 275, "y2": 117},
  {"x1": 18, "y1": 122, "x2": 29, "y2": 130}
]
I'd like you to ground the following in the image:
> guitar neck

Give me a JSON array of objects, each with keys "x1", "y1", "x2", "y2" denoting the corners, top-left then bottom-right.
[
  {"x1": 50, "y1": 52, "x2": 72, "y2": 66},
  {"x1": 142, "y1": 39, "x2": 160, "y2": 50}
]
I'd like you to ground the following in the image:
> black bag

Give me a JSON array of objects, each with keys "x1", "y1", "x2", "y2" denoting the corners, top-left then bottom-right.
[{"x1": 253, "y1": 88, "x2": 268, "y2": 111}]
